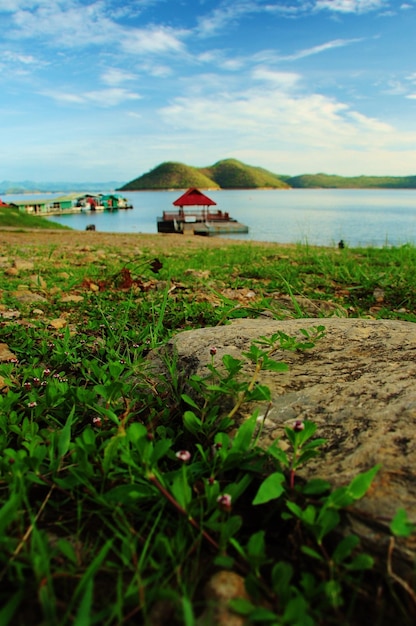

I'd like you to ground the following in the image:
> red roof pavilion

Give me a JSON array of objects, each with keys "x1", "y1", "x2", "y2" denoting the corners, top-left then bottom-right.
[{"x1": 173, "y1": 188, "x2": 217, "y2": 207}]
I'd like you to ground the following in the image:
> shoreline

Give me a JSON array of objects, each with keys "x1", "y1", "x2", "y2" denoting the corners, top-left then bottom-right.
[{"x1": 0, "y1": 228, "x2": 301, "y2": 251}]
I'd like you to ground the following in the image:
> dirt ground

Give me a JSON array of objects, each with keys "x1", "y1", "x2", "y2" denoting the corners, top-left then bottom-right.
[{"x1": 0, "y1": 229, "x2": 286, "y2": 253}]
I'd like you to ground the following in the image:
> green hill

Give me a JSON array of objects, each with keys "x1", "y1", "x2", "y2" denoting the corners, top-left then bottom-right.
[
  {"x1": 201, "y1": 159, "x2": 289, "y2": 189},
  {"x1": 287, "y1": 173, "x2": 416, "y2": 189},
  {"x1": 0, "y1": 206, "x2": 71, "y2": 230},
  {"x1": 119, "y1": 161, "x2": 416, "y2": 191},
  {"x1": 119, "y1": 162, "x2": 219, "y2": 191},
  {"x1": 119, "y1": 159, "x2": 289, "y2": 190}
]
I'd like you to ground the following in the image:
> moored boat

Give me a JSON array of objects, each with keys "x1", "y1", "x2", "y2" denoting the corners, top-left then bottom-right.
[{"x1": 157, "y1": 188, "x2": 248, "y2": 236}]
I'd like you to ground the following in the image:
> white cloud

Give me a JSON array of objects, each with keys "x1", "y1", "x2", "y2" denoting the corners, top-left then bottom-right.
[
  {"x1": 279, "y1": 38, "x2": 363, "y2": 61},
  {"x1": 10, "y1": 2, "x2": 119, "y2": 46},
  {"x1": 6, "y1": 1, "x2": 187, "y2": 58},
  {"x1": 2, "y1": 50, "x2": 38, "y2": 64},
  {"x1": 251, "y1": 68, "x2": 300, "y2": 89},
  {"x1": 158, "y1": 68, "x2": 406, "y2": 169},
  {"x1": 101, "y1": 68, "x2": 137, "y2": 86},
  {"x1": 41, "y1": 87, "x2": 142, "y2": 107},
  {"x1": 121, "y1": 26, "x2": 186, "y2": 55},
  {"x1": 196, "y1": 0, "x2": 266, "y2": 37},
  {"x1": 314, "y1": 0, "x2": 388, "y2": 13}
]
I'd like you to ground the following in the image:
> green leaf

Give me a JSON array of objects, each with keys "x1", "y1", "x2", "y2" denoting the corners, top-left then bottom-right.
[
  {"x1": 170, "y1": 473, "x2": 192, "y2": 509},
  {"x1": 180, "y1": 393, "x2": 199, "y2": 410},
  {"x1": 332, "y1": 535, "x2": 359, "y2": 564},
  {"x1": 285, "y1": 500, "x2": 304, "y2": 519},
  {"x1": 246, "y1": 530, "x2": 266, "y2": 559},
  {"x1": 271, "y1": 561, "x2": 293, "y2": 598},
  {"x1": 347, "y1": 464, "x2": 381, "y2": 500},
  {"x1": 266, "y1": 442, "x2": 289, "y2": 467},
  {"x1": 73, "y1": 578, "x2": 93, "y2": 626},
  {"x1": 346, "y1": 553, "x2": 374, "y2": 571},
  {"x1": 390, "y1": 508, "x2": 416, "y2": 537},
  {"x1": 222, "y1": 354, "x2": 244, "y2": 375},
  {"x1": 150, "y1": 438, "x2": 172, "y2": 464},
  {"x1": 181, "y1": 596, "x2": 195, "y2": 626},
  {"x1": 183, "y1": 410, "x2": 202, "y2": 435},
  {"x1": 221, "y1": 515, "x2": 243, "y2": 543},
  {"x1": 301, "y1": 478, "x2": 331, "y2": 496},
  {"x1": 228, "y1": 598, "x2": 255, "y2": 616},
  {"x1": 0, "y1": 590, "x2": 24, "y2": 625},
  {"x1": 316, "y1": 509, "x2": 340, "y2": 543},
  {"x1": 127, "y1": 422, "x2": 148, "y2": 444},
  {"x1": 295, "y1": 449, "x2": 320, "y2": 466},
  {"x1": 252, "y1": 472, "x2": 285, "y2": 505},
  {"x1": 213, "y1": 554, "x2": 235, "y2": 569},
  {"x1": 58, "y1": 405, "x2": 75, "y2": 458},
  {"x1": 233, "y1": 412, "x2": 258, "y2": 452},
  {"x1": 261, "y1": 357, "x2": 289, "y2": 373},
  {"x1": 246, "y1": 384, "x2": 271, "y2": 402},
  {"x1": 0, "y1": 493, "x2": 21, "y2": 535},
  {"x1": 301, "y1": 545, "x2": 324, "y2": 561}
]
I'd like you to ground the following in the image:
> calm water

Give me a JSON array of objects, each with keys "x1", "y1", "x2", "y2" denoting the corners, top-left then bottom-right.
[{"x1": 7, "y1": 189, "x2": 416, "y2": 247}]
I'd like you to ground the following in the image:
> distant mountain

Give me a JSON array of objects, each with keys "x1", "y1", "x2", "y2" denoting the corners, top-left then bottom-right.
[
  {"x1": 286, "y1": 173, "x2": 416, "y2": 189},
  {"x1": 4, "y1": 167, "x2": 416, "y2": 195},
  {"x1": 200, "y1": 159, "x2": 289, "y2": 189},
  {"x1": 118, "y1": 159, "x2": 289, "y2": 191},
  {"x1": 0, "y1": 181, "x2": 124, "y2": 194},
  {"x1": 119, "y1": 162, "x2": 219, "y2": 191}
]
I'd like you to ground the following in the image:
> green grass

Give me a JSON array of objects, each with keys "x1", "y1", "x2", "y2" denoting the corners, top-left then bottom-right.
[
  {"x1": 0, "y1": 206, "x2": 71, "y2": 230},
  {"x1": 0, "y1": 237, "x2": 415, "y2": 625}
]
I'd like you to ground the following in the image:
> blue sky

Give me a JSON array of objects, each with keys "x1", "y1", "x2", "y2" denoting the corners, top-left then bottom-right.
[{"x1": 1, "y1": 0, "x2": 416, "y2": 182}]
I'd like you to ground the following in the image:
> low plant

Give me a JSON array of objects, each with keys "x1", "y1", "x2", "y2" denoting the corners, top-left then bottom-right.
[{"x1": 0, "y1": 238, "x2": 415, "y2": 625}]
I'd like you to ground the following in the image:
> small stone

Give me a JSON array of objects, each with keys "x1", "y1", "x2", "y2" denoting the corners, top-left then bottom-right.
[
  {"x1": 0, "y1": 343, "x2": 18, "y2": 362},
  {"x1": 13, "y1": 259, "x2": 34, "y2": 271},
  {"x1": 198, "y1": 570, "x2": 250, "y2": 626},
  {"x1": 60, "y1": 295, "x2": 84, "y2": 303},
  {"x1": 11, "y1": 290, "x2": 48, "y2": 304},
  {"x1": 0, "y1": 309, "x2": 20, "y2": 319},
  {"x1": 49, "y1": 318, "x2": 68, "y2": 330},
  {"x1": 4, "y1": 267, "x2": 19, "y2": 276},
  {"x1": 29, "y1": 274, "x2": 47, "y2": 289}
]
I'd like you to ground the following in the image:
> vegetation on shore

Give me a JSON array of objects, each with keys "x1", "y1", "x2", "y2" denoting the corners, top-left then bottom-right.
[
  {"x1": 118, "y1": 159, "x2": 416, "y2": 191},
  {"x1": 0, "y1": 232, "x2": 415, "y2": 625},
  {"x1": 0, "y1": 206, "x2": 70, "y2": 230},
  {"x1": 287, "y1": 173, "x2": 416, "y2": 189}
]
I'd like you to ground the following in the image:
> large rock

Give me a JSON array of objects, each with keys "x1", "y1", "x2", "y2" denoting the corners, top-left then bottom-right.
[{"x1": 156, "y1": 318, "x2": 416, "y2": 577}]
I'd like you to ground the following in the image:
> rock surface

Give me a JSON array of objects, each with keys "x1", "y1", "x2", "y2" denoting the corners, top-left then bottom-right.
[{"x1": 158, "y1": 317, "x2": 416, "y2": 577}]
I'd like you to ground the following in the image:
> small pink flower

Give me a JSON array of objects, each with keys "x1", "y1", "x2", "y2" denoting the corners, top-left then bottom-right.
[
  {"x1": 92, "y1": 416, "x2": 102, "y2": 427},
  {"x1": 28, "y1": 401, "x2": 37, "y2": 408},
  {"x1": 293, "y1": 420, "x2": 305, "y2": 432},
  {"x1": 217, "y1": 493, "x2": 232, "y2": 512},
  {"x1": 175, "y1": 450, "x2": 191, "y2": 462},
  {"x1": 210, "y1": 346, "x2": 217, "y2": 356},
  {"x1": 43, "y1": 368, "x2": 51, "y2": 377}
]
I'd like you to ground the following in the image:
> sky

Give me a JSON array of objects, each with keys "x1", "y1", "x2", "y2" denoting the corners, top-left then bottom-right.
[{"x1": 1, "y1": 0, "x2": 416, "y2": 183}]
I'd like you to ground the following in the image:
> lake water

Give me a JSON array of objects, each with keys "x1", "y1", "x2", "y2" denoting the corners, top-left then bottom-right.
[{"x1": 6, "y1": 189, "x2": 416, "y2": 247}]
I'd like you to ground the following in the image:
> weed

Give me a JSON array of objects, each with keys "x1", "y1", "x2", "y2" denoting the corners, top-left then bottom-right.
[{"x1": 0, "y1": 236, "x2": 415, "y2": 624}]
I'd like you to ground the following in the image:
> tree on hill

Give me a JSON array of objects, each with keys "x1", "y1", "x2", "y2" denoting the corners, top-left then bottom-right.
[
  {"x1": 203, "y1": 159, "x2": 288, "y2": 189},
  {"x1": 119, "y1": 159, "x2": 289, "y2": 190},
  {"x1": 119, "y1": 162, "x2": 218, "y2": 190}
]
